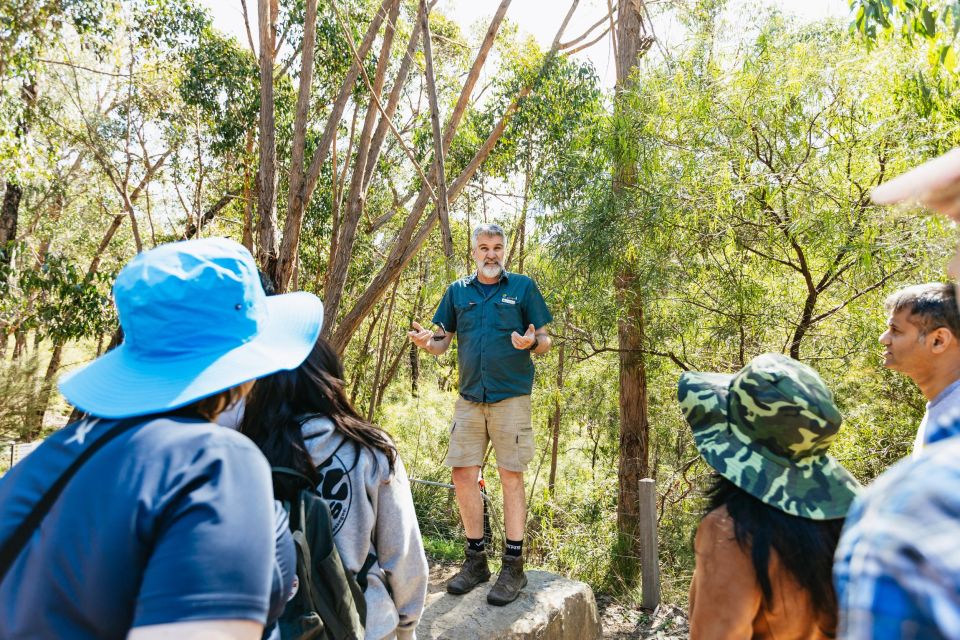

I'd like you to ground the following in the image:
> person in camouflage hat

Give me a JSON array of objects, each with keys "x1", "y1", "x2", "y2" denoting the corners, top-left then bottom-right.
[
  {"x1": 682, "y1": 353, "x2": 861, "y2": 639},
  {"x1": 678, "y1": 352, "x2": 860, "y2": 519}
]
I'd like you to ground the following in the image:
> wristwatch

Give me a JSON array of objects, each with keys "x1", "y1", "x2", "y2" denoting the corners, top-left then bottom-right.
[{"x1": 528, "y1": 336, "x2": 539, "y2": 351}]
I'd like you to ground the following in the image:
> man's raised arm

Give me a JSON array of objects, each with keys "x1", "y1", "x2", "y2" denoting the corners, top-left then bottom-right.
[{"x1": 408, "y1": 321, "x2": 453, "y2": 355}]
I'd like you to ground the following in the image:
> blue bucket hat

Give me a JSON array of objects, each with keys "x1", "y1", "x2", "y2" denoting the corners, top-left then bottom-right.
[{"x1": 59, "y1": 237, "x2": 323, "y2": 419}]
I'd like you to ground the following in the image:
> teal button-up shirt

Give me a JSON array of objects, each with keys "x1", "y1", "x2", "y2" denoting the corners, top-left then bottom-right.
[{"x1": 432, "y1": 271, "x2": 552, "y2": 403}]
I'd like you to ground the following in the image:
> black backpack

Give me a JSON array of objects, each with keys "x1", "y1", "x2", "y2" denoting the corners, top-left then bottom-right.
[{"x1": 273, "y1": 467, "x2": 372, "y2": 640}]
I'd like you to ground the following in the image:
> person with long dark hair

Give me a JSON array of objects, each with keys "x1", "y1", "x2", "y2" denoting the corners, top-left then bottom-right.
[
  {"x1": 0, "y1": 238, "x2": 324, "y2": 639},
  {"x1": 678, "y1": 353, "x2": 861, "y2": 639},
  {"x1": 241, "y1": 337, "x2": 428, "y2": 640}
]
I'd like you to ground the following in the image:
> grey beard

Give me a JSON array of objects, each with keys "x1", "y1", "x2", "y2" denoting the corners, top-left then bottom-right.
[{"x1": 480, "y1": 264, "x2": 502, "y2": 279}]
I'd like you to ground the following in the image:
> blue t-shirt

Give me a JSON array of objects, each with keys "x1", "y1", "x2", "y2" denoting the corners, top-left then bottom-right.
[
  {"x1": 0, "y1": 415, "x2": 295, "y2": 639},
  {"x1": 432, "y1": 271, "x2": 553, "y2": 403}
]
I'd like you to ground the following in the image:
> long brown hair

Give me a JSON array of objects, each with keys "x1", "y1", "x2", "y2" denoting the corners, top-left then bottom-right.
[{"x1": 240, "y1": 337, "x2": 397, "y2": 494}]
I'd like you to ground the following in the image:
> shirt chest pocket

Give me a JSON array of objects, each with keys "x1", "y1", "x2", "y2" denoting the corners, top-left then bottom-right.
[
  {"x1": 494, "y1": 302, "x2": 523, "y2": 332},
  {"x1": 455, "y1": 302, "x2": 479, "y2": 331}
]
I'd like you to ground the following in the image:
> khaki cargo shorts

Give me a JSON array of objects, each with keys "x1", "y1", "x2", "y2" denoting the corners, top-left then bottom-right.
[{"x1": 444, "y1": 395, "x2": 534, "y2": 472}]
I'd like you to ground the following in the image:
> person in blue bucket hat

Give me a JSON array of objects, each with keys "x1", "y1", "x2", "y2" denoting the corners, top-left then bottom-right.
[{"x1": 0, "y1": 237, "x2": 323, "y2": 640}]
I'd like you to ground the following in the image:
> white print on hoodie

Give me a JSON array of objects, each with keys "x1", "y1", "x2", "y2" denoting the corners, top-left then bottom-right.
[{"x1": 302, "y1": 416, "x2": 429, "y2": 640}]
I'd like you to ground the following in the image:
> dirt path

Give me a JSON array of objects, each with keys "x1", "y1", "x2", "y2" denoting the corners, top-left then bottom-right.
[{"x1": 596, "y1": 594, "x2": 688, "y2": 639}]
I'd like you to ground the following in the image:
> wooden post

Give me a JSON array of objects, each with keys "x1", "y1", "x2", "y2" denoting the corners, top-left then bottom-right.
[{"x1": 638, "y1": 478, "x2": 660, "y2": 610}]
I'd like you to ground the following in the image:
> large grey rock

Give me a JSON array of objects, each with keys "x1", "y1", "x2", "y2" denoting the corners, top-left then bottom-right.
[{"x1": 419, "y1": 569, "x2": 602, "y2": 639}]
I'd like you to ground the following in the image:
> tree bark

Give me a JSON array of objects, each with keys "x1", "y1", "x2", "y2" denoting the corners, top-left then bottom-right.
[
  {"x1": 277, "y1": 0, "x2": 396, "y2": 293},
  {"x1": 182, "y1": 189, "x2": 241, "y2": 239},
  {"x1": 548, "y1": 340, "x2": 565, "y2": 495},
  {"x1": 367, "y1": 278, "x2": 399, "y2": 420},
  {"x1": 272, "y1": 0, "x2": 319, "y2": 290},
  {"x1": 420, "y1": 0, "x2": 454, "y2": 260},
  {"x1": 0, "y1": 182, "x2": 22, "y2": 253},
  {"x1": 614, "y1": 266, "x2": 649, "y2": 583},
  {"x1": 242, "y1": 130, "x2": 255, "y2": 250},
  {"x1": 25, "y1": 341, "x2": 64, "y2": 438},
  {"x1": 0, "y1": 81, "x2": 36, "y2": 268},
  {"x1": 361, "y1": 2, "x2": 429, "y2": 191},
  {"x1": 323, "y1": 0, "x2": 515, "y2": 349},
  {"x1": 321, "y1": 0, "x2": 401, "y2": 328},
  {"x1": 256, "y1": 0, "x2": 280, "y2": 279},
  {"x1": 613, "y1": 0, "x2": 652, "y2": 588}
]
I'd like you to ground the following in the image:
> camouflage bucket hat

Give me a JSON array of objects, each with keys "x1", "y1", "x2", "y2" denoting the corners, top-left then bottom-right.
[{"x1": 677, "y1": 353, "x2": 860, "y2": 520}]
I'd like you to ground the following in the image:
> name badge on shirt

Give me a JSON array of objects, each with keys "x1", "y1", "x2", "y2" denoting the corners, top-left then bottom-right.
[{"x1": 501, "y1": 296, "x2": 517, "y2": 305}]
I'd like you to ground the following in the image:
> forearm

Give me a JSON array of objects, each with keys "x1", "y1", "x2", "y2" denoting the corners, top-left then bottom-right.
[
  {"x1": 531, "y1": 333, "x2": 551, "y2": 355},
  {"x1": 421, "y1": 333, "x2": 452, "y2": 355}
]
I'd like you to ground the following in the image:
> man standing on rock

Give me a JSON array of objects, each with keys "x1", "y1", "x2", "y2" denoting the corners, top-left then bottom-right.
[{"x1": 408, "y1": 223, "x2": 552, "y2": 606}]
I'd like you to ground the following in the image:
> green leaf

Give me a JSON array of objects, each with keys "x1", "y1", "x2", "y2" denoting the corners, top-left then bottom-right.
[{"x1": 921, "y1": 6, "x2": 937, "y2": 37}]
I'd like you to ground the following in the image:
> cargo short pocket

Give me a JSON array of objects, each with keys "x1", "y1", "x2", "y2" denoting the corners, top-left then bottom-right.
[
  {"x1": 445, "y1": 419, "x2": 487, "y2": 468},
  {"x1": 516, "y1": 425, "x2": 535, "y2": 467}
]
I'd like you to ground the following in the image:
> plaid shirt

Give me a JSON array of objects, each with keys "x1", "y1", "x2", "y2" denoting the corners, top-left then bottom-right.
[{"x1": 834, "y1": 422, "x2": 960, "y2": 640}]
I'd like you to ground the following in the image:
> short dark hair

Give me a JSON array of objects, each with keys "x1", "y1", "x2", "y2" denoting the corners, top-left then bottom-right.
[{"x1": 884, "y1": 283, "x2": 960, "y2": 338}]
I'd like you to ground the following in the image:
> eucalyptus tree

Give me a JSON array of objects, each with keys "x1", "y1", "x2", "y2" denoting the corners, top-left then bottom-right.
[
  {"x1": 623, "y1": 16, "x2": 957, "y2": 368},
  {"x1": 851, "y1": 0, "x2": 960, "y2": 70},
  {"x1": 0, "y1": 0, "x2": 114, "y2": 261},
  {"x1": 248, "y1": 0, "x2": 599, "y2": 356}
]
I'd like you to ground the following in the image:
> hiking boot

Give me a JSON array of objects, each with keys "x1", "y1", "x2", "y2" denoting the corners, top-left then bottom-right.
[
  {"x1": 487, "y1": 555, "x2": 527, "y2": 606},
  {"x1": 446, "y1": 549, "x2": 491, "y2": 595}
]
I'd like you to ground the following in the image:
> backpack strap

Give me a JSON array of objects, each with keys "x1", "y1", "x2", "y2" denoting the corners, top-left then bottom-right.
[
  {"x1": 277, "y1": 464, "x2": 378, "y2": 595},
  {"x1": 0, "y1": 416, "x2": 146, "y2": 582},
  {"x1": 271, "y1": 466, "x2": 315, "y2": 485},
  {"x1": 356, "y1": 552, "x2": 378, "y2": 592}
]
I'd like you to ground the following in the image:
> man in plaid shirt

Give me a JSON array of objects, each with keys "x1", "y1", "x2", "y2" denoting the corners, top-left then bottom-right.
[
  {"x1": 834, "y1": 429, "x2": 960, "y2": 638},
  {"x1": 835, "y1": 150, "x2": 960, "y2": 639}
]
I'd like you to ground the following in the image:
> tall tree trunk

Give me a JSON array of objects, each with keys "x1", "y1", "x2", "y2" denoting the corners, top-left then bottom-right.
[
  {"x1": 0, "y1": 182, "x2": 22, "y2": 252},
  {"x1": 614, "y1": 266, "x2": 649, "y2": 584},
  {"x1": 272, "y1": 0, "x2": 320, "y2": 290},
  {"x1": 242, "y1": 131, "x2": 255, "y2": 250},
  {"x1": 256, "y1": 0, "x2": 280, "y2": 279},
  {"x1": 26, "y1": 340, "x2": 64, "y2": 438},
  {"x1": 548, "y1": 339, "x2": 565, "y2": 495},
  {"x1": 0, "y1": 80, "x2": 37, "y2": 268},
  {"x1": 613, "y1": 0, "x2": 652, "y2": 588},
  {"x1": 420, "y1": 0, "x2": 454, "y2": 260},
  {"x1": 320, "y1": 0, "x2": 401, "y2": 325},
  {"x1": 361, "y1": 1, "x2": 429, "y2": 191},
  {"x1": 325, "y1": 0, "x2": 516, "y2": 348},
  {"x1": 367, "y1": 278, "x2": 399, "y2": 420},
  {"x1": 278, "y1": 0, "x2": 396, "y2": 294}
]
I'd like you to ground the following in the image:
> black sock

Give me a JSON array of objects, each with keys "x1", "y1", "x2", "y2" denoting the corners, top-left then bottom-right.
[
  {"x1": 504, "y1": 538, "x2": 523, "y2": 557},
  {"x1": 467, "y1": 537, "x2": 485, "y2": 553}
]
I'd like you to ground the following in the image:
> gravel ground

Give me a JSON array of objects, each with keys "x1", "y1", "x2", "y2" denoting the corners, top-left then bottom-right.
[{"x1": 596, "y1": 594, "x2": 689, "y2": 639}]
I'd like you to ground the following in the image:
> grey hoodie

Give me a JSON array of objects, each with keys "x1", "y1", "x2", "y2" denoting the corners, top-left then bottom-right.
[{"x1": 302, "y1": 416, "x2": 428, "y2": 640}]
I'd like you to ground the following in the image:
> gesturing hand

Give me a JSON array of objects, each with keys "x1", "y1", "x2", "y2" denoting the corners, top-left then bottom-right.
[
  {"x1": 511, "y1": 324, "x2": 537, "y2": 351},
  {"x1": 407, "y1": 321, "x2": 435, "y2": 350}
]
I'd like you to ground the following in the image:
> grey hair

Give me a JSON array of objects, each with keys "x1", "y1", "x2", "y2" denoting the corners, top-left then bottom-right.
[
  {"x1": 884, "y1": 283, "x2": 960, "y2": 338},
  {"x1": 471, "y1": 223, "x2": 508, "y2": 249}
]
